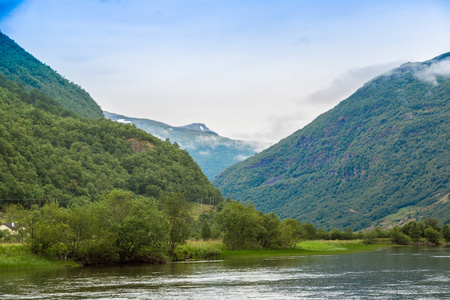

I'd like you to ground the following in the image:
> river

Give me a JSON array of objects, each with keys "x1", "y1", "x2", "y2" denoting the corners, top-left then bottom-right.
[{"x1": 1, "y1": 246, "x2": 449, "y2": 299}]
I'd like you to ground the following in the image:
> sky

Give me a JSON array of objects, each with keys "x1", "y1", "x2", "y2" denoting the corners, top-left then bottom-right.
[{"x1": 1, "y1": 0, "x2": 450, "y2": 144}]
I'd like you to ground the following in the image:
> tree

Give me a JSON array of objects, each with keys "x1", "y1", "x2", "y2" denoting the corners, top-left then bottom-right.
[
  {"x1": 301, "y1": 223, "x2": 317, "y2": 240},
  {"x1": 280, "y1": 219, "x2": 303, "y2": 248},
  {"x1": 257, "y1": 212, "x2": 282, "y2": 249},
  {"x1": 424, "y1": 227, "x2": 440, "y2": 245},
  {"x1": 442, "y1": 224, "x2": 450, "y2": 242},
  {"x1": 374, "y1": 226, "x2": 389, "y2": 238},
  {"x1": 200, "y1": 219, "x2": 212, "y2": 241},
  {"x1": 316, "y1": 228, "x2": 330, "y2": 240},
  {"x1": 408, "y1": 221, "x2": 421, "y2": 243},
  {"x1": 390, "y1": 226, "x2": 411, "y2": 245},
  {"x1": 423, "y1": 218, "x2": 440, "y2": 231},
  {"x1": 342, "y1": 227, "x2": 354, "y2": 240},
  {"x1": 117, "y1": 198, "x2": 169, "y2": 263},
  {"x1": 363, "y1": 230, "x2": 377, "y2": 244},
  {"x1": 330, "y1": 229, "x2": 342, "y2": 240},
  {"x1": 161, "y1": 192, "x2": 192, "y2": 255},
  {"x1": 215, "y1": 200, "x2": 262, "y2": 250}
]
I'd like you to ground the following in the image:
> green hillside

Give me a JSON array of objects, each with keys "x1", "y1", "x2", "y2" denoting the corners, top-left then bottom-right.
[
  {"x1": 0, "y1": 74, "x2": 222, "y2": 207},
  {"x1": 0, "y1": 31, "x2": 103, "y2": 119},
  {"x1": 104, "y1": 111, "x2": 265, "y2": 180},
  {"x1": 213, "y1": 53, "x2": 450, "y2": 230}
]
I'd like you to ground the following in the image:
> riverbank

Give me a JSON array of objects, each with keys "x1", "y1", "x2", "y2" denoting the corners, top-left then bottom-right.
[
  {"x1": 173, "y1": 239, "x2": 392, "y2": 261},
  {"x1": 0, "y1": 244, "x2": 79, "y2": 270},
  {"x1": 0, "y1": 240, "x2": 391, "y2": 269},
  {"x1": 221, "y1": 240, "x2": 392, "y2": 259}
]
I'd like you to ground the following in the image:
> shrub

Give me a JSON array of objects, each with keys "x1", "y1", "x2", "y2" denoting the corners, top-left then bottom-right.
[
  {"x1": 424, "y1": 227, "x2": 440, "y2": 245},
  {"x1": 390, "y1": 227, "x2": 411, "y2": 245}
]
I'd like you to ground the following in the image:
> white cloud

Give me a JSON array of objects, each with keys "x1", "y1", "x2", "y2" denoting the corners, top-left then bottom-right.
[
  {"x1": 235, "y1": 154, "x2": 251, "y2": 161},
  {"x1": 116, "y1": 118, "x2": 132, "y2": 124},
  {"x1": 414, "y1": 59, "x2": 450, "y2": 85},
  {"x1": 304, "y1": 62, "x2": 402, "y2": 105}
]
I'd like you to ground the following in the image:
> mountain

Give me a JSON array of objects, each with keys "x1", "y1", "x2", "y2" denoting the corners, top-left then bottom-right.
[
  {"x1": 180, "y1": 123, "x2": 216, "y2": 133},
  {"x1": 0, "y1": 74, "x2": 222, "y2": 207},
  {"x1": 104, "y1": 111, "x2": 267, "y2": 180},
  {"x1": 0, "y1": 31, "x2": 103, "y2": 119},
  {"x1": 213, "y1": 53, "x2": 450, "y2": 230}
]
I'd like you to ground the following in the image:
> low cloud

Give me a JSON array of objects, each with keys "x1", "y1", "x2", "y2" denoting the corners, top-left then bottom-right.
[
  {"x1": 235, "y1": 154, "x2": 251, "y2": 161},
  {"x1": 414, "y1": 59, "x2": 450, "y2": 85},
  {"x1": 116, "y1": 118, "x2": 132, "y2": 124},
  {"x1": 304, "y1": 62, "x2": 402, "y2": 105},
  {"x1": 232, "y1": 62, "x2": 404, "y2": 145}
]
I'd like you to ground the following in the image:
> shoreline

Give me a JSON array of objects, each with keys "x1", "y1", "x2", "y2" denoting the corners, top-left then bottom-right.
[{"x1": 2, "y1": 239, "x2": 440, "y2": 270}]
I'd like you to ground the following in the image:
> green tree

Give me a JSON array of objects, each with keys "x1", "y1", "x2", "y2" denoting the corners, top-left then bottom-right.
[
  {"x1": 161, "y1": 192, "x2": 192, "y2": 255},
  {"x1": 117, "y1": 198, "x2": 169, "y2": 263},
  {"x1": 280, "y1": 218, "x2": 303, "y2": 248},
  {"x1": 424, "y1": 227, "x2": 440, "y2": 245},
  {"x1": 316, "y1": 228, "x2": 330, "y2": 240},
  {"x1": 363, "y1": 230, "x2": 377, "y2": 245},
  {"x1": 423, "y1": 218, "x2": 440, "y2": 231},
  {"x1": 301, "y1": 223, "x2": 317, "y2": 240},
  {"x1": 215, "y1": 200, "x2": 262, "y2": 250},
  {"x1": 342, "y1": 227, "x2": 354, "y2": 240},
  {"x1": 408, "y1": 221, "x2": 421, "y2": 243},
  {"x1": 442, "y1": 224, "x2": 450, "y2": 242},
  {"x1": 330, "y1": 229, "x2": 342, "y2": 240},
  {"x1": 256, "y1": 212, "x2": 282, "y2": 249},
  {"x1": 374, "y1": 226, "x2": 389, "y2": 238},
  {"x1": 390, "y1": 226, "x2": 411, "y2": 245},
  {"x1": 200, "y1": 219, "x2": 212, "y2": 241}
]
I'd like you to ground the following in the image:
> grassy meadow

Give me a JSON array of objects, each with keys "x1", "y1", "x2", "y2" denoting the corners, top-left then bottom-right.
[{"x1": 0, "y1": 244, "x2": 79, "y2": 270}]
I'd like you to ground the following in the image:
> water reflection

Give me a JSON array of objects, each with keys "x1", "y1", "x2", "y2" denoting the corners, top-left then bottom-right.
[{"x1": 0, "y1": 246, "x2": 449, "y2": 299}]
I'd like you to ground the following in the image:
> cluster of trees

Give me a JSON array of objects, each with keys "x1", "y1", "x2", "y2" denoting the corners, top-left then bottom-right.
[
  {"x1": 3, "y1": 190, "x2": 193, "y2": 264},
  {"x1": 2, "y1": 195, "x2": 449, "y2": 265},
  {"x1": 201, "y1": 200, "x2": 360, "y2": 250},
  {"x1": 0, "y1": 74, "x2": 222, "y2": 207},
  {"x1": 201, "y1": 199, "x2": 450, "y2": 250},
  {"x1": 386, "y1": 219, "x2": 450, "y2": 245}
]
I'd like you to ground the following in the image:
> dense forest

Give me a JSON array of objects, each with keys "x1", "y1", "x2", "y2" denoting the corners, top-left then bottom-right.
[
  {"x1": 0, "y1": 31, "x2": 103, "y2": 119},
  {"x1": 0, "y1": 74, "x2": 222, "y2": 207},
  {"x1": 214, "y1": 53, "x2": 450, "y2": 230}
]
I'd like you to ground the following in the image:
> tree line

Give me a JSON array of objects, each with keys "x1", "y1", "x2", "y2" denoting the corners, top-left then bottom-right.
[
  {"x1": 2, "y1": 194, "x2": 449, "y2": 265},
  {"x1": 2, "y1": 190, "x2": 192, "y2": 264}
]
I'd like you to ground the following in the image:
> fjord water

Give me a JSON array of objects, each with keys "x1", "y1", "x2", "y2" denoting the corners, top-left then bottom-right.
[{"x1": 1, "y1": 247, "x2": 449, "y2": 299}]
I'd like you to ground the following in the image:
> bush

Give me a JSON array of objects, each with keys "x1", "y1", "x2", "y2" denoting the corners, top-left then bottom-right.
[
  {"x1": 173, "y1": 241, "x2": 222, "y2": 261},
  {"x1": 363, "y1": 231, "x2": 377, "y2": 245},
  {"x1": 424, "y1": 227, "x2": 440, "y2": 245},
  {"x1": 390, "y1": 227, "x2": 411, "y2": 245}
]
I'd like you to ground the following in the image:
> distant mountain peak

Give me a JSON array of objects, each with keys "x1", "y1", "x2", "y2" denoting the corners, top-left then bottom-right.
[{"x1": 180, "y1": 123, "x2": 217, "y2": 134}]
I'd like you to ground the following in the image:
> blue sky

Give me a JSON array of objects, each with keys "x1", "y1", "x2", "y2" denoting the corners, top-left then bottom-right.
[{"x1": 1, "y1": 0, "x2": 450, "y2": 143}]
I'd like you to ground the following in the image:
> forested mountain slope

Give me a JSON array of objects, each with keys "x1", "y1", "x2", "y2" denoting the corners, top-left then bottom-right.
[
  {"x1": 0, "y1": 31, "x2": 103, "y2": 119},
  {"x1": 104, "y1": 111, "x2": 265, "y2": 180},
  {"x1": 0, "y1": 75, "x2": 222, "y2": 207},
  {"x1": 214, "y1": 53, "x2": 450, "y2": 230}
]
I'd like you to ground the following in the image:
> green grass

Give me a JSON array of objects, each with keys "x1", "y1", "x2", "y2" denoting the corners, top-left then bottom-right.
[
  {"x1": 0, "y1": 244, "x2": 79, "y2": 269},
  {"x1": 221, "y1": 240, "x2": 390, "y2": 259},
  {"x1": 173, "y1": 240, "x2": 223, "y2": 261}
]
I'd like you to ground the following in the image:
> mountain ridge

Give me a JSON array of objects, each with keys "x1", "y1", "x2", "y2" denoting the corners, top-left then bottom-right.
[
  {"x1": 104, "y1": 111, "x2": 268, "y2": 180},
  {"x1": 0, "y1": 31, "x2": 103, "y2": 119},
  {"x1": 213, "y1": 53, "x2": 450, "y2": 230}
]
